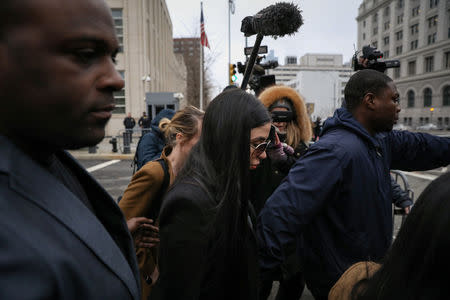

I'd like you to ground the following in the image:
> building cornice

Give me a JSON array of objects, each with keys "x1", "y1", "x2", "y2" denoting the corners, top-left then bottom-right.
[
  {"x1": 357, "y1": 0, "x2": 391, "y2": 21},
  {"x1": 395, "y1": 70, "x2": 450, "y2": 84}
]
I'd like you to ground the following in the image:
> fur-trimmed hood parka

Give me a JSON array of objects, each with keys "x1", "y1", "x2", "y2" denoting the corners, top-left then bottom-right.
[{"x1": 258, "y1": 85, "x2": 312, "y2": 142}]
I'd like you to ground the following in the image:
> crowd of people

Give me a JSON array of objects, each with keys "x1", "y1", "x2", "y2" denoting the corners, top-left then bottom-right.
[{"x1": 1, "y1": 0, "x2": 450, "y2": 300}]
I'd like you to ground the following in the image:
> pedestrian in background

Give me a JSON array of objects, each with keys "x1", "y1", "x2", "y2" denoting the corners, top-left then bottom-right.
[
  {"x1": 313, "y1": 116, "x2": 322, "y2": 141},
  {"x1": 329, "y1": 171, "x2": 450, "y2": 300},
  {"x1": 252, "y1": 85, "x2": 312, "y2": 300},
  {"x1": 134, "y1": 109, "x2": 175, "y2": 171},
  {"x1": 0, "y1": 0, "x2": 140, "y2": 298},
  {"x1": 120, "y1": 106, "x2": 204, "y2": 300},
  {"x1": 124, "y1": 112, "x2": 136, "y2": 143},
  {"x1": 257, "y1": 69, "x2": 450, "y2": 299},
  {"x1": 138, "y1": 111, "x2": 151, "y2": 136},
  {"x1": 151, "y1": 88, "x2": 271, "y2": 300}
]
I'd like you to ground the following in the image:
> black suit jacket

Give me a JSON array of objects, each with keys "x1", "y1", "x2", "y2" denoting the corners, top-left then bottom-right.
[{"x1": 0, "y1": 135, "x2": 140, "y2": 299}]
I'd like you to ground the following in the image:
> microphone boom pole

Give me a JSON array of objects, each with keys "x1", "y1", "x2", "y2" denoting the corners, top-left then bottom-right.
[{"x1": 241, "y1": 34, "x2": 263, "y2": 90}]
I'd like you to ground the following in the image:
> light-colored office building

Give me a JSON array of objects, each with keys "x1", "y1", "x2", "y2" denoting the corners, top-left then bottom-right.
[
  {"x1": 105, "y1": 0, "x2": 187, "y2": 136},
  {"x1": 277, "y1": 54, "x2": 353, "y2": 120},
  {"x1": 357, "y1": 0, "x2": 450, "y2": 129}
]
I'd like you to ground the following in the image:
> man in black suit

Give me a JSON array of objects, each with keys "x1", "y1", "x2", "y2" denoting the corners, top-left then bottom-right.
[{"x1": 0, "y1": 0, "x2": 141, "y2": 298}]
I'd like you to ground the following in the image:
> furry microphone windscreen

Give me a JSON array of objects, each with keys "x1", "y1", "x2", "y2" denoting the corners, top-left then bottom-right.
[{"x1": 240, "y1": 2, "x2": 303, "y2": 38}]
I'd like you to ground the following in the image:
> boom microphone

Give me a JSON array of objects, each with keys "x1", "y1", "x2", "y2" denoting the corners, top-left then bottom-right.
[
  {"x1": 240, "y1": 2, "x2": 303, "y2": 90},
  {"x1": 240, "y1": 2, "x2": 303, "y2": 38}
]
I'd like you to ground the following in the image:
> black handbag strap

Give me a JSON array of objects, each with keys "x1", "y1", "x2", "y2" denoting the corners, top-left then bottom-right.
[{"x1": 148, "y1": 158, "x2": 170, "y2": 220}]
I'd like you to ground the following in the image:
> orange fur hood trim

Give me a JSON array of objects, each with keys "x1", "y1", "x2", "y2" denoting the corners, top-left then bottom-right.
[{"x1": 258, "y1": 85, "x2": 312, "y2": 142}]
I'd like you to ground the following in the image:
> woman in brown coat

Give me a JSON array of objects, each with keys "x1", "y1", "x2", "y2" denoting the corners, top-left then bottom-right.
[{"x1": 119, "y1": 106, "x2": 204, "y2": 300}]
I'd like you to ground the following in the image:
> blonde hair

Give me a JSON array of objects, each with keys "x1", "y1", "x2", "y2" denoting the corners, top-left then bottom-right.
[
  {"x1": 285, "y1": 121, "x2": 303, "y2": 148},
  {"x1": 159, "y1": 106, "x2": 204, "y2": 148}
]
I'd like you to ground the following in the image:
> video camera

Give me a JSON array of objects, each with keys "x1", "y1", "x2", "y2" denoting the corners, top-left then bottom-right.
[
  {"x1": 237, "y1": 55, "x2": 278, "y2": 95},
  {"x1": 353, "y1": 45, "x2": 400, "y2": 73}
]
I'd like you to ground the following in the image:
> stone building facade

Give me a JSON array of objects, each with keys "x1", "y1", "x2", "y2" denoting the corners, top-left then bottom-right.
[{"x1": 357, "y1": 0, "x2": 450, "y2": 129}]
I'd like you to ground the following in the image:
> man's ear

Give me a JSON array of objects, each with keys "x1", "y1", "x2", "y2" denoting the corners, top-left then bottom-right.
[{"x1": 362, "y1": 93, "x2": 376, "y2": 111}]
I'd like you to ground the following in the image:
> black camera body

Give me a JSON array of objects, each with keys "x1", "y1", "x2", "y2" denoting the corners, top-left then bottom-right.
[{"x1": 353, "y1": 45, "x2": 400, "y2": 73}]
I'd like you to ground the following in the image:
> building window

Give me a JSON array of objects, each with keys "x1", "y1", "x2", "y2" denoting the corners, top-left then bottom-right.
[
  {"x1": 385, "y1": 50, "x2": 390, "y2": 58},
  {"x1": 363, "y1": 20, "x2": 366, "y2": 27},
  {"x1": 412, "y1": 6, "x2": 420, "y2": 17},
  {"x1": 396, "y1": 30, "x2": 403, "y2": 40},
  {"x1": 384, "y1": 6, "x2": 390, "y2": 16},
  {"x1": 428, "y1": 15, "x2": 438, "y2": 28},
  {"x1": 410, "y1": 39, "x2": 418, "y2": 50},
  {"x1": 363, "y1": 33, "x2": 366, "y2": 40},
  {"x1": 384, "y1": 21, "x2": 390, "y2": 31},
  {"x1": 423, "y1": 88, "x2": 432, "y2": 107},
  {"x1": 111, "y1": 9, "x2": 124, "y2": 53},
  {"x1": 427, "y1": 33, "x2": 437, "y2": 45},
  {"x1": 373, "y1": 13, "x2": 378, "y2": 23},
  {"x1": 429, "y1": 0, "x2": 439, "y2": 8},
  {"x1": 373, "y1": 26, "x2": 378, "y2": 35},
  {"x1": 398, "y1": 0, "x2": 404, "y2": 8},
  {"x1": 383, "y1": 36, "x2": 390, "y2": 45},
  {"x1": 445, "y1": 51, "x2": 450, "y2": 69},
  {"x1": 425, "y1": 56, "x2": 434, "y2": 72},
  {"x1": 396, "y1": 45, "x2": 403, "y2": 55},
  {"x1": 397, "y1": 14, "x2": 403, "y2": 24},
  {"x1": 443, "y1": 86, "x2": 450, "y2": 106},
  {"x1": 113, "y1": 71, "x2": 125, "y2": 114},
  {"x1": 408, "y1": 60, "x2": 416, "y2": 75},
  {"x1": 407, "y1": 90, "x2": 415, "y2": 107},
  {"x1": 394, "y1": 67, "x2": 401, "y2": 78},
  {"x1": 410, "y1": 24, "x2": 419, "y2": 35}
]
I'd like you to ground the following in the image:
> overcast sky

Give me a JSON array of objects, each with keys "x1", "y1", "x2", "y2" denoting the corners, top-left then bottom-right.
[{"x1": 166, "y1": 0, "x2": 363, "y2": 97}]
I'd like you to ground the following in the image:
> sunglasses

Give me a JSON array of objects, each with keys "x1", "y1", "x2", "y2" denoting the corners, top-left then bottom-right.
[{"x1": 250, "y1": 140, "x2": 271, "y2": 157}]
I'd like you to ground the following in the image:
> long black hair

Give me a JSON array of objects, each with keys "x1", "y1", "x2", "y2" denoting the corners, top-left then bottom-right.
[
  {"x1": 175, "y1": 88, "x2": 270, "y2": 298},
  {"x1": 355, "y1": 172, "x2": 450, "y2": 300}
]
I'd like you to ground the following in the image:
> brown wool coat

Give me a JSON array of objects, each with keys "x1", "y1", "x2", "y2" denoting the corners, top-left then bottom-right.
[
  {"x1": 258, "y1": 85, "x2": 312, "y2": 143},
  {"x1": 119, "y1": 150, "x2": 174, "y2": 300}
]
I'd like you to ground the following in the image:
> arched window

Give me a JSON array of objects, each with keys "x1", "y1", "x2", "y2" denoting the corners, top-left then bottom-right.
[
  {"x1": 407, "y1": 90, "x2": 415, "y2": 107},
  {"x1": 443, "y1": 85, "x2": 450, "y2": 106},
  {"x1": 423, "y1": 88, "x2": 432, "y2": 107}
]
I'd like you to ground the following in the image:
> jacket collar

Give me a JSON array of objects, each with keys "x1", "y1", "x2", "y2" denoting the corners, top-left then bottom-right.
[
  {"x1": 0, "y1": 135, "x2": 140, "y2": 299},
  {"x1": 322, "y1": 108, "x2": 384, "y2": 149}
]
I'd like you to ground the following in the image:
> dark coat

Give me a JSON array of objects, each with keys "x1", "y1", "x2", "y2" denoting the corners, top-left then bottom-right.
[
  {"x1": 257, "y1": 107, "x2": 450, "y2": 298},
  {"x1": 0, "y1": 135, "x2": 140, "y2": 300},
  {"x1": 151, "y1": 181, "x2": 259, "y2": 300},
  {"x1": 124, "y1": 117, "x2": 136, "y2": 129},
  {"x1": 250, "y1": 142, "x2": 308, "y2": 216},
  {"x1": 135, "y1": 109, "x2": 175, "y2": 170}
]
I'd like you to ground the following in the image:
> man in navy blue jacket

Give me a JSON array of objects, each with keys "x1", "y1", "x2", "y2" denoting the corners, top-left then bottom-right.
[{"x1": 257, "y1": 69, "x2": 450, "y2": 299}]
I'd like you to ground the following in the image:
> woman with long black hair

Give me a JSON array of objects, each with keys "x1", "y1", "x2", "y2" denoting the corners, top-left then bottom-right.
[{"x1": 151, "y1": 88, "x2": 271, "y2": 300}]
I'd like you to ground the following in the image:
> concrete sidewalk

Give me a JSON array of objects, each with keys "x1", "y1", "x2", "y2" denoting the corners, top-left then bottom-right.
[{"x1": 68, "y1": 135, "x2": 137, "y2": 160}]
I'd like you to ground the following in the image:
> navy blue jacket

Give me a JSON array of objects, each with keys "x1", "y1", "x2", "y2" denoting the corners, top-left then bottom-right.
[
  {"x1": 135, "y1": 109, "x2": 175, "y2": 170},
  {"x1": 257, "y1": 107, "x2": 450, "y2": 298}
]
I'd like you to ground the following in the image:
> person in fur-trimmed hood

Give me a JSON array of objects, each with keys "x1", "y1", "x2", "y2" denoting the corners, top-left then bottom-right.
[{"x1": 251, "y1": 85, "x2": 312, "y2": 300}]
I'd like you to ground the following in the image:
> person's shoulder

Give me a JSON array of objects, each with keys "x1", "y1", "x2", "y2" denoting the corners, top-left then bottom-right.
[
  {"x1": 134, "y1": 160, "x2": 164, "y2": 180},
  {"x1": 162, "y1": 181, "x2": 211, "y2": 213}
]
